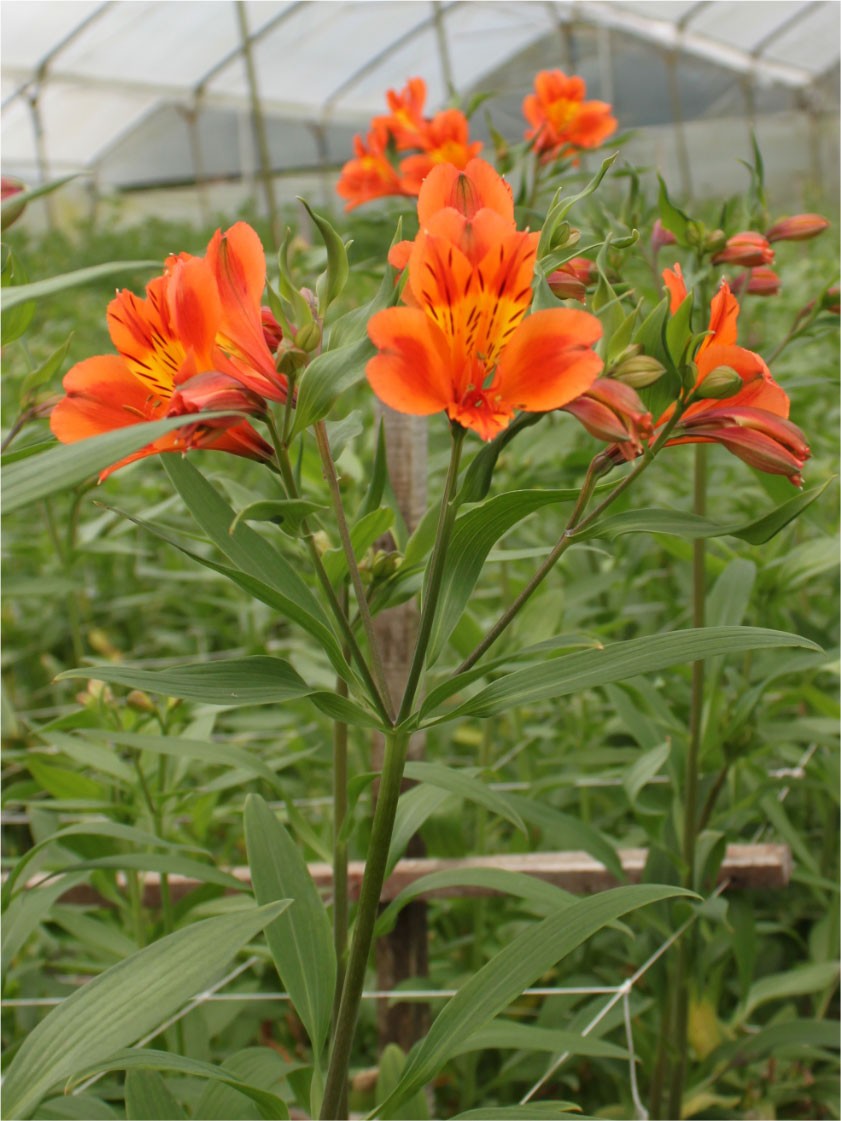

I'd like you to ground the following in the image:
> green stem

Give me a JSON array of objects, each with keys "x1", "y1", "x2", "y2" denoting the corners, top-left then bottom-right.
[
  {"x1": 332, "y1": 590, "x2": 351, "y2": 1022},
  {"x1": 320, "y1": 732, "x2": 410, "y2": 1119},
  {"x1": 456, "y1": 404, "x2": 689, "y2": 677},
  {"x1": 666, "y1": 442, "x2": 707, "y2": 1120},
  {"x1": 42, "y1": 498, "x2": 84, "y2": 665},
  {"x1": 397, "y1": 424, "x2": 466, "y2": 723},
  {"x1": 314, "y1": 421, "x2": 394, "y2": 719},
  {"x1": 266, "y1": 413, "x2": 392, "y2": 726}
]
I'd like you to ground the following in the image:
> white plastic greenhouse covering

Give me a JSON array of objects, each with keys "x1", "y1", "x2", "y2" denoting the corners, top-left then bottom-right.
[{"x1": 1, "y1": 0, "x2": 839, "y2": 207}]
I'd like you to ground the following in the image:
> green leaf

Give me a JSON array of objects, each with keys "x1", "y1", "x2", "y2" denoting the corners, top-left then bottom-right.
[
  {"x1": 35, "y1": 852, "x2": 246, "y2": 893},
  {"x1": 230, "y1": 498, "x2": 327, "y2": 536},
  {"x1": 427, "y1": 627, "x2": 821, "y2": 722},
  {"x1": 107, "y1": 498, "x2": 352, "y2": 686},
  {"x1": 402, "y1": 761, "x2": 526, "y2": 836},
  {"x1": 20, "y1": 333, "x2": 74, "y2": 400},
  {"x1": 375, "y1": 1044, "x2": 429, "y2": 1121},
  {"x1": 356, "y1": 420, "x2": 389, "y2": 521},
  {"x1": 0, "y1": 260, "x2": 160, "y2": 311},
  {"x1": 3, "y1": 819, "x2": 199, "y2": 903},
  {"x1": 428, "y1": 487, "x2": 588, "y2": 662},
  {"x1": 506, "y1": 795, "x2": 625, "y2": 882},
  {"x1": 125, "y1": 1068, "x2": 188, "y2": 1120},
  {"x1": 624, "y1": 742, "x2": 671, "y2": 807},
  {"x1": 289, "y1": 336, "x2": 374, "y2": 438},
  {"x1": 2, "y1": 874, "x2": 89, "y2": 974},
  {"x1": 375, "y1": 868, "x2": 575, "y2": 938},
  {"x1": 579, "y1": 483, "x2": 832, "y2": 544},
  {"x1": 1, "y1": 411, "x2": 239, "y2": 514},
  {"x1": 321, "y1": 506, "x2": 394, "y2": 585},
  {"x1": 0, "y1": 174, "x2": 79, "y2": 219},
  {"x1": 538, "y1": 153, "x2": 618, "y2": 260},
  {"x1": 193, "y1": 1048, "x2": 297, "y2": 1121},
  {"x1": 1, "y1": 902, "x2": 291, "y2": 1120},
  {"x1": 457, "y1": 414, "x2": 543, "y2": 504},
  {"x1": 327, "y1": 224, "x2": 399, "y2": 352},
  {"x1": 386, "y1": 783, "x2": 451, "y2": 874},
  {"x1": 37, "y1": 1095, "x2": 120, "y2": 1120},
  {"x1": 450, "y1": 1106, "x2": 586, "y2": 1120},
  {"x1": 78, "y1": 729, "x2": 288, "y2": 793},
  {"x1": 72, "y1": 1050, "x2": 290, "y2": 1120},
  {"x1": 734, "y1": 960, "x2": 840, "y2": 1026},
  {"x1": 300, "y1": 199, "x2": 350, "y2": 313},
  {"x1": 657, "y1": 175, "x2": 692, "y2": 246},
  {"x1": 244, "y1": 795, "x2": 335, "y2": 1059},
  {"x1": 57, "y1": 656, "x2": 314, "y2": 708},
  {"x1": 452, "y1": 1020, "x2": 627, "y2": 1060},
  {"x1": 161, "y1": 456, "x2": 326, "y2": 628},
  {"x1": 374, "y1": 884, "x2": 694, "y2": 1115}
]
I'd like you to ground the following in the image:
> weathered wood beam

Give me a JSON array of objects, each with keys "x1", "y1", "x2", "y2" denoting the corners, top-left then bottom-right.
[{"x1": 23, "y1": 844, "x2": 791, "y2": 908}]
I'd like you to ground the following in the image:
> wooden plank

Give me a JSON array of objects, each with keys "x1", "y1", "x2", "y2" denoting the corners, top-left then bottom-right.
[{"x1": 19, "y1": 843, "x2": 792, "y2": 907}]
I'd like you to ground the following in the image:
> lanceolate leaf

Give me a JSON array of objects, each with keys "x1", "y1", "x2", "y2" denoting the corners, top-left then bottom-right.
[
  {"x1": 289, "y1": 337, "x2": 373, "y2": 438},
  {"x1": 427, "y1": 488, "x2": 589, "y2": 663},
  {"x1": 1, "y1": 902, "x2": 291, "y2": 1120},
  {"x1": 451, "y1": 1020, "x2": 628, "y2": 1060},
  {"x1": 374, "y1": 884, "x2": 694, "y2": 1115},
  {"x1": 74, "y1": 1051, "x2": 289, "y2": 1120},
  {"x1": 403, "y1": 761, "x2": 527, "y2": 836},
  {"x1": 0, "y1": 259, "x2": 159, "y2": 311},
  {"x1": 423, "y1": 627, "x2": 821, "y2": 723},
  {"x1": 125, "y1": 1068, "x2": 187, "y2": 1121},
  {"x1": 2, "y1": 412, "x2": 238, "y2": 514},
  {"x1": 56, "y1": 657, "x2": 315, "y2": 707},
  {"x1": 244, "y1": 795, "x2": 336, "y2": 1060},
  {"x1": 579, "y1": 481, "x2": 831, "y2": 545}
]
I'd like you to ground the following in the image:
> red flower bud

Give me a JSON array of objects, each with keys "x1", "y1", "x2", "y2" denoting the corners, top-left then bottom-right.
[
  {"x1": 730, "y1": 267, "x2": 781, "y2": 297},
  {"x1": 675, "y1": 405, "x2": 809, "y2": 486},
  {"x1": 564, "y1": 378, "x2": 653, "y2": 460},
  {"x1": 260, "y1": 306, "x2": 283, "y2": 352},
  {"x1": 823, "y1": 285, "x2": 840, "y2": 315},
  {"x1": 1, "y1": 176, "x2": 27, "y2": 230},
  {"x1": 766, "y1": 213, "x2": 830, "y2": 243},
  {"x1": 712, "y1": 232, "x2": 774, "y2": 268},
  {"x1": 547, "y1": 256, "x2": 595, "y2": 301},
  {"x1": 651, "y1": 219, "x2": 677, "y2": 255}
]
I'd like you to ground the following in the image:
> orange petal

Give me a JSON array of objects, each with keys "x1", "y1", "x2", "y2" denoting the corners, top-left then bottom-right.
[
  {"x1": 495, "y1": 309, "x2": 603, "y2": 411},
  {"x1": 695, "y1": 343, "x2": 788, "y2": 415},
  {"x1": 168, "y1": 255, "x2": 221, "y2": 372},
  {"x1": 662, "y1": 264, "x2": 686, "y2": 314},
  {"x1": 703, "y1": 281, "x2": 740, "y2": 350},
  {"x1": 417, "y1": 158, "x2": 514, "y2": 226},
  {"x1": 51, "y1": 356, "x2": 167, "y2": 444},
  {"x1": 367, "y1": 307, "x2": 454, "y2": 415}
]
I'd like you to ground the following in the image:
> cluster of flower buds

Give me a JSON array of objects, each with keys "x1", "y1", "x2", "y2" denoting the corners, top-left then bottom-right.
[{"x1": 547, "y1": 257, "x2": 595, "y2": 302}]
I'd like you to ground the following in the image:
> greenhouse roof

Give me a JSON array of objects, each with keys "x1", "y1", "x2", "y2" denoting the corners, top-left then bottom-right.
[{"x1": 2, "y1": 0, "x2": 839, "y2": 187}]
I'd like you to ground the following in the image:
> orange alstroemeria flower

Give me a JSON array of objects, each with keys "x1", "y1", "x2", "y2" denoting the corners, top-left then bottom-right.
[
  {"x1": 373, "y1": 77, "x2": 429, "y2": 151},
  {"x1": 398, "y1": 109, "x2": 483, "y2": 195},
  {"x1": 51, "y1": 223, "x2": 282, "y2": 478},
  {"x1": 658, "y1": 264, "x2": 809, "y2": 484},
  {"x1": 336, "y1": 125, "x2": 409, "y2": 211},
  {"x1": 523, "y1": 70, "x2": 617, "y2": 162},
  {"x1": 367, "y1": 160, "x2": 603, "y2": 440}
]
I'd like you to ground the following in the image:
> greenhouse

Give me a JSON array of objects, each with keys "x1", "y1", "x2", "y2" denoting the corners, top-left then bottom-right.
[{"x1": 2, "y1": 2, "x2": 839, "y2": 1120}]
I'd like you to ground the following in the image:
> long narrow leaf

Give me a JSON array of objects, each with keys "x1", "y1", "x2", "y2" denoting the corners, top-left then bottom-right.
[
  {"x1": 0, "y1": 260, "x2": 159, "y2": 310},
  {"x1": 2, "y1": 902, "x2": 290, "y2": 1120},
  {"x1": 425, "y1": 627, "x2": 820, "y2": 722},
  {"x1": 244, "y1": 795, "x2": 336, "y2": 1060},
  {"x1": 374, "y1": 884, "x2": 693, "y2": 1114}
]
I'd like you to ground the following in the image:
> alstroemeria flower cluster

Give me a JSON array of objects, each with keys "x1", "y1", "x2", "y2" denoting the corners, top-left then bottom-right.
[
  {"x1": 522, "y1": 70, "x2": 617, "y2": 162},
  {"x1": 336, "y1": 77, "x2": 482, "y2": 211},
  {"x1": 51, "y1": 223, "x2": 285, "y2": 478},
  {"x1": 659, "y1": 264, "x2": 810, "y2": 485},
  {"x1": 365, "y1": 159, "x2": 604, "y2": 440}
]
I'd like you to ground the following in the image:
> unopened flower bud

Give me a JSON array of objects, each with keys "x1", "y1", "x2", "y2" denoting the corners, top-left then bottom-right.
[
  {"x1": 295, "y1": 320, "x2": 322, "y2": 352},
  {"x1": 766, "y1": 213, "x2": 830, "y2": 243},
  {"x1": 651, "y1": 219, "x2": 676, "y2": 255},
  {"x1": 276, "y1": 337, "x2": 310, "y2": 376},
  {"x1": 260, "y1": 306, "x2": 283, "y2": 352},
  {"x1": 2, "y1": 177, "x2": 27, "y2": 230},
  {"x1": 550, "y1": 223, "x2": 581, "y2": 252},
  {"x1": 822, "y1": 285, "x2": 840, "y2": 315},
  {"x1": 730, "y1": 267, "x2": 781, "y2": 297},
  {"x1": 299, "y1": 287, "x2": 319, "y2": 318},
  {"x1": 712, "y1": 231, "x2": 774, "y2": 268},
  {"x1": 703, "y1": 228, "x2": 727, "y2": 255},
  {"x1": 612, "y1": 353, "x2": 667, "y2": 388},
  {"x1": 311, "y1": 531, "x2": 331, "y2": 556},
  {"x1": 695, "y1": 365, "x2": 743, "y2": 399},
  {"x1": 370, "y1": 550, "x2": 403, "y2": 580},
  {"x1": 547, "y1": 270, "x2": 586, "y2": 302},
  {"x1": 127, "y1": 690, "x2": 156, "y2": 713}
]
